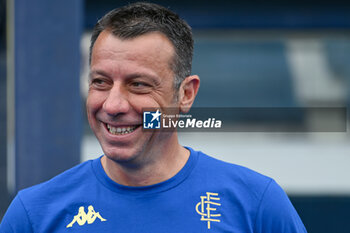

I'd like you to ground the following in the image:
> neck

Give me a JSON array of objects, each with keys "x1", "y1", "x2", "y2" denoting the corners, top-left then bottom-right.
[{"x1": 101, "y1": 134, "x2": 190, "y2": 187}]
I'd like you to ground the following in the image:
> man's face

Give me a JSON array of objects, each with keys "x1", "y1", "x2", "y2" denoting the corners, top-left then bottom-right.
[{"x1": 87, "y1": 30, "x2": 178, "y2": 163}]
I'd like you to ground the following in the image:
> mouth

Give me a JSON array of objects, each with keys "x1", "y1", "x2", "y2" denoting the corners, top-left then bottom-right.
[{"x1": 106, "y1": 124, "x2": 140, "y2": 135}]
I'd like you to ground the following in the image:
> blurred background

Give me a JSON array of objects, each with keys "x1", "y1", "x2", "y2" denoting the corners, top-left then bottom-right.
[{"x1": 1, "y1": 0, "x2": 350, "y2": 232}]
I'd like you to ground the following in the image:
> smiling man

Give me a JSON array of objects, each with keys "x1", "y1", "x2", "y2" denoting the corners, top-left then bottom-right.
[
  {"x1": 0, "y1": 2, "x2": 307, "y2": 232},
  {"x1": 87, "y1": 30, "x2": 197, "y2": 186}
]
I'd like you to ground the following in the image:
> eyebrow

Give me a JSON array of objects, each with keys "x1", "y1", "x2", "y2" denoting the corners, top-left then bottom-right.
[
  {"x1": 126, "y1": 72, "x2": 159, "y2": 80},
  {"x1": 88, "y1": 70, "x2": 111, "y2": 81},
  {"x1": 89, "y1": 70, "x2": 161, "y2": 85}
]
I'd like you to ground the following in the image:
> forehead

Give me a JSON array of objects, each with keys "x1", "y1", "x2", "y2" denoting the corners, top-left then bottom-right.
[{"x1": 90, "y1": 30, "x2": 175, "y2": 77}]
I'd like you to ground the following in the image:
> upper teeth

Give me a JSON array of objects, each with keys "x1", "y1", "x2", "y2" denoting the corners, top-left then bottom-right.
[{"x1": 107, "y1": 124, "x2": 137, "y2": 135}]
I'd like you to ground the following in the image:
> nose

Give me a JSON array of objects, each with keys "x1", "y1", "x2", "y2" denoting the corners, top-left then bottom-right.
[{"x1": 102, "y1": 83, "x2": 130, "y2": 116}]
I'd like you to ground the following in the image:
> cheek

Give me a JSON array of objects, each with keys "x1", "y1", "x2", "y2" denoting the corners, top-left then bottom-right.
[
  {"x1": 86, "y1": 98, "x2": 96, "y2": 126},
  {"x1": 86, "y1": 92, "x2": 105, "y2": 116},
  {"x1": 128, "y1": 93, "x2": 168, "y2": 112},
  {"x1": 128, "y1": 95, "x2": 155, "y2": 113},
  {"x1": 86, "y1": 97, "x2": 96, "y2": 115}
]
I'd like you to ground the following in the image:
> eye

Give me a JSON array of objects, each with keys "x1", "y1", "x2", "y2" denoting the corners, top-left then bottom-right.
[
  {"x1": 129, "y1": 80, "x2": 153, "y2": 94},
  {"x1": 91, "y1": 78, "x2": 104, "y2": 85},
  {"x1": 131, "y1": 81, "x2": 150, "y2": 87},
  {"x1": 89, "y1": 78, "x2": 111, "y2": 90}
]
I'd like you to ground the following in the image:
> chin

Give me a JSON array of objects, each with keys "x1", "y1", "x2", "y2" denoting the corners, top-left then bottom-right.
[{"x1": 102, "y1": 146, "x2": 141, "y2": 163}]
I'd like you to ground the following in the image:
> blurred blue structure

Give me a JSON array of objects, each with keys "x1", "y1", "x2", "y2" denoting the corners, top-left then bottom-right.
[
  {"x1": 192, "y1": 40, "x2": 296, "y2": 107},
  {"x1": 0, "y1": 0, "x2": 7, "y2": 218},
  {"x1": 11, "y1": 0, "x2": 83, "y2": 192},
  {"x1": 85, "y1": 0, "x2": 350, "y2": 29},
  {"x1": 325, "y1": 40, "x2": 350, "y2": 106}
]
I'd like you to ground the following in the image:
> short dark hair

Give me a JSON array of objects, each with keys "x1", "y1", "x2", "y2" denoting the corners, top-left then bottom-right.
[{"x1": 90, "y1": 2, "x2": 194, "y2": 90}]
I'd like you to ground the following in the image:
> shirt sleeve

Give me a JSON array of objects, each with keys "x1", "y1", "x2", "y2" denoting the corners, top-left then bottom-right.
[
  {"x1": 0, "y1": 194, "x2": 34, "y2": 233},
  {"x1": 254, "y1": 179, "x2": 307, "y2": 233}
]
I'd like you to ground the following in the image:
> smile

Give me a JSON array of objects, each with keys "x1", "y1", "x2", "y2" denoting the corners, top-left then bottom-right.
[{"x1": 106, "y1": 124, "x2": 138, "y2": 135}]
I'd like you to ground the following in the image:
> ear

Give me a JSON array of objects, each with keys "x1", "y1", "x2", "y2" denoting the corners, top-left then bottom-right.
[{"x1": 178, "y1": 75, "x2": 200, "y2": 113}]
